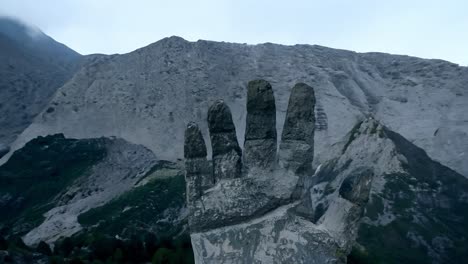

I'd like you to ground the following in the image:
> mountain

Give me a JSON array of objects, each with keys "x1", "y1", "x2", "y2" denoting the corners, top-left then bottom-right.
[
  {"x1": 0, "y1": 21, "x2": 467, "y2": 263},
  {"x1": 0, "y1": 17, "x2": 81, "y2": 157},
  {"x1": 3, "y1": 36, "x2": 467, "y2": 179}
]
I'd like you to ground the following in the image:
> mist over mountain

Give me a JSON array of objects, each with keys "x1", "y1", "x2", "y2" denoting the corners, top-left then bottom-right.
[{"x1": 0, "y1": 17, "x2": 81, "y2": 157}]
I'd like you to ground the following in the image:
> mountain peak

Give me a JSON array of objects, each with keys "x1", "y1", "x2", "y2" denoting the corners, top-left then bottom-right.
[{"x1": 0, "y1": 16, "x2": 45, "y2": 42}]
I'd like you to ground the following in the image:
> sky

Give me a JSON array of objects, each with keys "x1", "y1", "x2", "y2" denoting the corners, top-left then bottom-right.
[{"x1": 1, "y1": 0, "x2": 467, "y2": 65}]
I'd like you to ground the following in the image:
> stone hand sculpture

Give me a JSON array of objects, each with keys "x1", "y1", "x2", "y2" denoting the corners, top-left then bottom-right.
[{"x1": 184, "y1": 80, "x2": 365, "y2": 263}]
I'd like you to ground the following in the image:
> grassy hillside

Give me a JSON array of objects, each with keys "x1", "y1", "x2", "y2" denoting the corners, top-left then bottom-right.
[
  {"x1": 0, "y1": 134, "x2": 107, "y2": 234},
  {"x1": 78, "y1": 163, "x2": 187, "y2": 239}
]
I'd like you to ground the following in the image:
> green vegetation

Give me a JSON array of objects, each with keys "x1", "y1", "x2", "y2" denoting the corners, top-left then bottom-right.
[
  {"x1": 0, "y1": 233, "x2": 193, "y2": 263},
  {"x1": 78, "y1": 167, "x2": 186, "y2": 239},
  {"x1": 364, "y1": 195, "x2": 384, "y2": 221},
  {"x1": 0, "y1": 135, "x2": 195, "y2": 262},
  {"x1": 348, "y1": 129, "x2": 468, "y2": 263},
  {"x1": 342, "y1": 121, "x2": 363, "y2": 154},
  {"x1": 347, "y1": 246, "x2": 377, "y2": 264},
  {"x1": 0, "y1": 134, "x2": 107, "y2": 232},
  {"x1": 353, "y1": 172, "x2": 468, "y2": 263}
]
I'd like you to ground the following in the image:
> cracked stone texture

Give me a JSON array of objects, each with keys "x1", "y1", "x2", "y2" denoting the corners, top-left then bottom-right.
[{"x1": 2, "y1": 36, "x2": 468, "y2": 178}]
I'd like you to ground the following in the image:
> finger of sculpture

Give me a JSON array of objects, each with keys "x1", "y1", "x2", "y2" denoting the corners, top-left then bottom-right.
[
  {"x1": 279, "y1": 83, "x2": 316, "y2": 175},
  {"x1": 207, "y1": 100, "x2": 242, "y2": 181},
  {"x1": 243, "y1": 80, "x2": 277, "y2": 172},
  {"x1": 184, "y1": 122, "x2": 212, "y2": 203}
]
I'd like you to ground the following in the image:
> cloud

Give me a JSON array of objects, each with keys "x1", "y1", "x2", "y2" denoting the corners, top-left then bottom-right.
[{"x1": 0, "y1": 0, "x2": 466, "y2": 65}]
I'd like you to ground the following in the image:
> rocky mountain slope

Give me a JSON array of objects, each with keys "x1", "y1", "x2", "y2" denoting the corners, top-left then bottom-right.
[
  {"x1": 3, "y1": 36, "x2": 467, "y2": 178},
  {"x1": 320, "y1": 119, "x2": 468, "y2": 264},
  {"x1": 183, "y1": 80, "x2": 468, "y2": 263},
  {"x1": 0, "y1": 134, "x2": 191, "y2": 263},
  {"x1": 0, "y1": 17, "x2": 81, "y2": 157},
  {"x1": 0, "y1": 134, "x2": 174, "y2": 244}
]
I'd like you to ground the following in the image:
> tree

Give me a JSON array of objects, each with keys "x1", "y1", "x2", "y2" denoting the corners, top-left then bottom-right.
[
  {"x1": 113, "y1": 248, "x2": 123, "y2": 263},
  {"x1": 90, "y1": 235, "x2": 117, "y2": 261},
  {"x1": 0, "y1": 235, "x2": 7, "y2": 250},
  {"x1": 152, "y1": 248, "x2": 177, "y2": 264},
  {"x1": 57, "y1": 237, "x2": 74, "y2": 257},
  {"x1": 144, "y1": 233, "x2": 158, "y2": 257},
  {"x1": 124, "y1": 235, "x2": 145, "y2": 262},
  {"x1": 36, "y1": 241, "x2": 52, "y2": 256},
  {"x1": 11, "y1": 236, "x2": 29, "y2": 250}
]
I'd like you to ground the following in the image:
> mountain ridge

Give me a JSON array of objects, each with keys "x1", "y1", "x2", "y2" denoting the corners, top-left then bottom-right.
[{"x1": 3, "y1": 35, "x2": 466, "y2": 177}]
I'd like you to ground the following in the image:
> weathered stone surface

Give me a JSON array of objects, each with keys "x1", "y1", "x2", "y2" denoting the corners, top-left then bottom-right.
[
  {"x1": 188, "y1": 169, "x2": 298, "y2": 232},
  {"x1": 338, "y1": 167, "x2": 373, "y2": 206},
  {"x1": 244, "y1": 80, "x2": 277, "y2": 171},
  {"x1": 184, "y1": 122, "x2": 212, "y2": 204},
  {"x1": 279, "y1": 83, "x2": 316, "y2": 175},
  {"x1": 207, "y1": 100, "x2": 242, "y2": 180},
  {"x1": 184, "y1": 122, "x2": 207, "y2": 204},
  {"x1": 184, "y1": 122, "x2": 207, "y2": 159},
  {"x1": 190, "y1": 203, "x2": 342, "y2": 264}
]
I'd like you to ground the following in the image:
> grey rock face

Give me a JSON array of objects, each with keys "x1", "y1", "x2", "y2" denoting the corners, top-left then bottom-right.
[
  {"x1": 338, "y1": 167, "x2": 373, "y2": 206},
  {"x1": 312, "y1": 117, "x2": 468, "y2": 263},
  {"x1": 4, "y1": 37, "x2": 468, "y2": 178},
  {"x1": 185, "y1": 122, "x2": 212, "y2": 204},
  {"x1": 207, "y1": 100, "x2": 242, "y2": 180},
  {"x1": 185, "y1": 82, "x2": 356, "y2": 264},
  {"x1": 244, "y1": 79, "x2": 277, "y2": 171},
  {"x1": 185, "y1": 122, "x2": 208, "y2": 159},
  {"x1": 0, "y1": 144, "x2": 9, "y2": 159},
  {"x1": 0, "y1": 18, "x2": 81, "y2": 149},
  {"x1": 279, "y1": 83, "x2": 316, "y2": 175}
]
